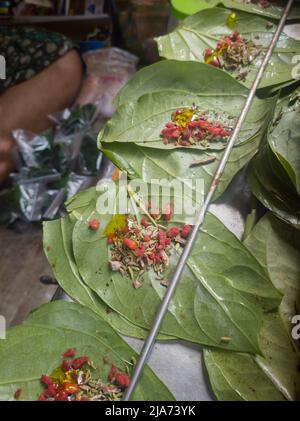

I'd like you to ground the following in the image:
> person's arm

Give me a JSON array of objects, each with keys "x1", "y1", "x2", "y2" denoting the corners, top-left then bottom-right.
[{"x1": 0, "y1": 49, "x2": 83, "y2": 185}]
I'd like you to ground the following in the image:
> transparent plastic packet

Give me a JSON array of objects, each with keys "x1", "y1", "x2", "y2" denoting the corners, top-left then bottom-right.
[
  {"x1": 82, "y1": 47, "x2": 138, "y2": 77},
  {"x1": 77, "y1": 48, "x2": 139, "y2": 117},
  {"x1": 4, "y1": 104, "x2": 102, "y2": 223}
]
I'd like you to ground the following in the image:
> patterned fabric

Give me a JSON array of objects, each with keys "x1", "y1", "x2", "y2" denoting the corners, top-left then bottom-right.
[{"x1": 0, "y1": 25, "x2": 76, "y2": 93}]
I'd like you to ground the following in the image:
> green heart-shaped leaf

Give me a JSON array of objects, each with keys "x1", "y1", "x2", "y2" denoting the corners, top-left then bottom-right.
[
  {"x1": 156, "y1": 8, "x2": 300, "y2": 90},
  {"x1": 0, "y1": 301, "x2": 174, "y2": 401}
]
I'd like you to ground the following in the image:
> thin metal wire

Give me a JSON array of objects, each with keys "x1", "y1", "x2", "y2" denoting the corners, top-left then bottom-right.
[{"x1": 123, "y1": 0, "x2": 295, "y2": 401}]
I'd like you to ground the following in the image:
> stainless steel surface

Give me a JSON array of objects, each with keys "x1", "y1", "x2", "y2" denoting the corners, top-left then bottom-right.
[
  {"x1": 125, "y1": 338, "x2": 213, "y2": 401},
  {"x1": 123, "y1": 0, "x2": 295, "y2": 401}
]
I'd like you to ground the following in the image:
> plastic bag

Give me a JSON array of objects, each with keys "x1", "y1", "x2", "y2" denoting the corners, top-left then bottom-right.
[
  {"x1": 76, "y1": 48, "x2": 138, "y2": 117},
  {"x1": 5, "y1": 104, "x2": 102, "y2": 223}
]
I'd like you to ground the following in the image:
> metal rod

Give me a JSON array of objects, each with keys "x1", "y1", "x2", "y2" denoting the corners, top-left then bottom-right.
[{"x1": 123, "y1": 0, "x2": 295, "y2": 401}]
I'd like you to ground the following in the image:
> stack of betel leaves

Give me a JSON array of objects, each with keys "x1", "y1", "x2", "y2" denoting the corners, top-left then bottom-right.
[
  {"x1": 248, "y1": 87, "x2": 300, "y2": 230},
  {"x1": 1, "y1": 2, "x2": 299, "y2": 401},
  {"x1": 171, "y1": 0, "x2": 300, "y2": 21}
]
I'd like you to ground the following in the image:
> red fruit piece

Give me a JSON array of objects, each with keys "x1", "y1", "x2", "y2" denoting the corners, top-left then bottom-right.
[
  {"x1": 158, "y1": 229, "x2": 166, "y2": 238},
  {"x1": 163, "y1": 203, "x2": 173, "y2": 221},
  {"x1": 166, "y1": 122, "x2": 176, "y2": 129},
  {"x1": 123, "y1": 238, "x2": 137, "y2": 250},
  {"x1": 63, "y1": 347, "x2": 76, "y2": 358},
  {"x1": 158, "y1": 230, "x2": 166, "y2": 245},
  {"x1": 47, "y1": 383, "x2": 58, "y2": 397},
  {"x1": 56, "y1": 391, "x2": 68, "y2": 401},
  {"x1": 161, "y1": 128, "x2": 174, "y2": 141},
  {"x1": 204, "y1": 48, "x2": 214, "y2": 61},
  {"x1": 38, "y1": 392, "x2": 47, "y2": 401},
  {"x1": 150, "y1": 209, "x2": 159, "y2": 219},
  {"x1": 232, "y1": 31, "x2": 241, "y2": 41},
  {"x1": 89, "y1": 218, "x2": 100, "y2": 231},
  {"x1": 172, "y1": 129, "x2": 181, "y2": 139},
  {"x1": 40, "y1": 375, "x2": 53, "y2": 387},
  {"x1": 14, "y1": 388, "x2": 22, "y2": 399},
  {"x1": 167, "y1": 226, "x2": 180, "y2": 238},
  {"x1": 72, "y1": 356, "x2": 90, "y2": 370},
  {"x1": 144, "y1": 235, "x2": 151, "y2": 242},
  {"x1": 182, "y1": 127, "x2": 191, "y2": 140},
  {"x1": 62, "y1": 360, "x2": 73, "y2": 372},
  {"x1": 181, "y1": 224, "x2": 193, "y2": 238},
  {"x1": 115, "y1": 372, "x2": 130, "y2": 389},
  {"x1": 107, "y1": 234, "x2": 114, "y2": 244},
  {"x1": 141, "y1": 217, "x2": 149, "y2": 228},
  {"x1": 209, "y1": 57, "x2": 221, "y2": 68},
  {"x1": 108, "y1": 364, "x2": 117, "y2": 382},
  {"x1": 179, "y1": 140, "x2": 190, "y2": 147},
  {"x1": 135, "y1": 246, "x2": 145, "y2": 258}
]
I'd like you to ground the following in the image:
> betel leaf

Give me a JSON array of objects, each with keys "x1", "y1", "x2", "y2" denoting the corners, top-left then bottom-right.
[
  {"x1": 103, "y1": 61, "x2": 275, "y2": 200},
  {"x1": 203, "y1": 212, "x2": 300, "y2": 401},
  {"x1": 204, "y1": 312, "x2": 300, "y2": 401},
  {"x1": 171, "y1": 0, "x2": 300, "y2": 20},
  {"x1": 43, "y1": 216, "x2": 172, "y2": 340},
  {"x1": 43, "y1": 188, "x2": 174, "y2": 341},
  {"x1": 0, "y1": 301, "x2": 174, "y2": 401},
  {"x1": 248, "y1": 143, "x2": 300, "y2": 229},
  {"x1": 156, "y1": 8, "x2": 300, "y2": 90},
  {"x1": 248, "y1": 90, "x2": 300, "y2": 229},
  {"x1": 244, "y1": 212, "x2": 300, "y2": 332},
  {"x1": 99, "y1": 61, "x2": 275, "y2": 150},
  {"x1": 268, "y1": 90, "x2": 300, "y2": 195},
  {"x1": 113, "y1": 60, "x2": 249, "y2": 109},
  {"x1": 101, "y1": 137, "x2": 260, "y2": 201},
  {"x1": 69, "y1": 184, "x2": 281, "y2": 353}
]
